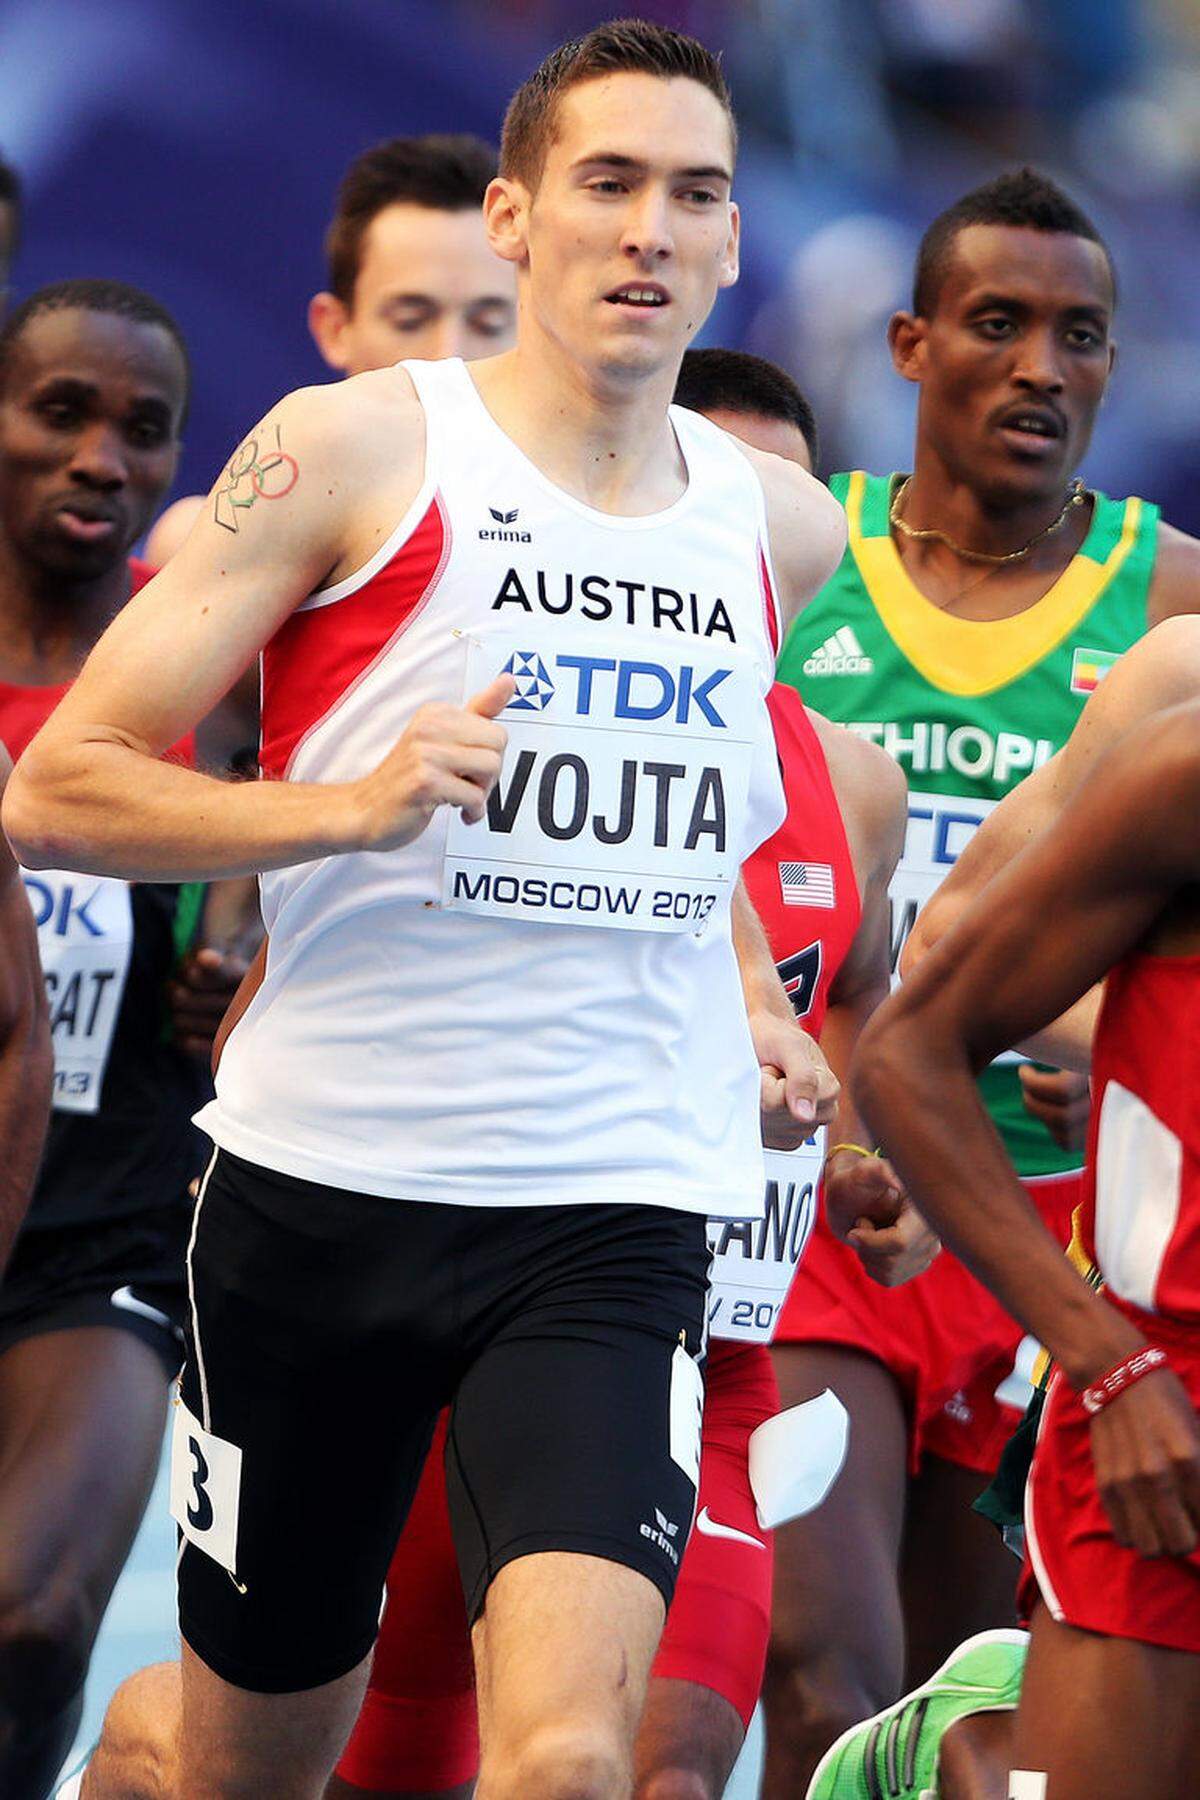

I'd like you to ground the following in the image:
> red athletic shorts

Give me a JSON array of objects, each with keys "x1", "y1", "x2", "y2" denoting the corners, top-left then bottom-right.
[
  {"x1": 334, "y1": 1341, "x2": 779, "y2": 1789},
  {"x1": 1018, "y1": 1306, "x2": 1200, "y2": 1653},
  {"x1": 775, "y1": 1171, "x2": 1081, "y2": 1476}
]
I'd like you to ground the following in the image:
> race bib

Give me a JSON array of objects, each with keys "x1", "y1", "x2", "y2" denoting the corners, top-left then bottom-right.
[
  {"x1": 169, "y1": 1395, "x2": 243, "y2": 1579},
  {"x1": 706, "y1": 1131, "x2": 823, "y2": 1343},
  {"x1": 23, "y1": 867, "x2": 132, "y2": 1114},
  {"x1": 443, "y1": 628, "x2": 757, "y2": 933}
]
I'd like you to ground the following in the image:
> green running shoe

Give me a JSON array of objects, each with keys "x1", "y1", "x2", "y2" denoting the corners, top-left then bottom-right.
[{"x1": 805, "y1": 1628, "x2": 1028, "y2": 1800}]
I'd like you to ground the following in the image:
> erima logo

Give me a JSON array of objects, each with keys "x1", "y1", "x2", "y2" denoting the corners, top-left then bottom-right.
[
  {"x1": 803, "y1": 625, "x2": 874, "y2": 676},
  {"x1": 480, "y1": 505, "x2": 531, "y2": 543},
  {"x1": 639, "y1": 1508, "x2": 681, "y2": 1565},
  {"x1": 503, "y1": 650, "x2": 555, "y2": 711}
]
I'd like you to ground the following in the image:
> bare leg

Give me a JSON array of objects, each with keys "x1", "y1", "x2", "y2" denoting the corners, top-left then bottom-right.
[
  {"x1": 0, "y1": 1328, "x2": 167, "y2": 1800},
  {"x1": 762, "y1": 1346, "x2": 908, "y2": 1796},
  {"x1": 473, "y1": 1552, "x2": 664, "y2": 1800},
  {"x1": 633, "y1": 1675, "x2": 744, "y2": 1800},
  {"x1": 82, "y1": 1663, "x2": 181, "y2": 1800},
  {"x1": 1010, "y1": 1601, "x2": 1200, "y2": 1799},
  {"x1": 174, "y1": 1639, "x2": 371, "y2": 1800},
  {"x1": 937, "y1": 1710, "x2": 1015, "y2": 1800},
  {"x1": 900, "y1": 1453, "x2": 1019, "y2": 1687}
]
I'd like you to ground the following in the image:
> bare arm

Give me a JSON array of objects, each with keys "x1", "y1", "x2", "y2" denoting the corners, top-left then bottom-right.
[
  {"x1": 904, "y1": 615, "x2": 1200, "y2": 984},
  {"x1": 738, "y1": 443, "x2": 847, "y2": 630},
  {"x1": 855, "y1": 704, "x2": 1200, "y2": 1554},
  {"x1": 4, "y1": 379, "x2": 511, "y2": 880},
  {"x1": 732, "y1": 877, "x2": 840, "y2": 1137},
  {"x1": 814, "y1": 731, "x2": 938, "y2": 1282},
  {"x1": 0, "y1": 750, "x2": 52, "y2": 1279}
]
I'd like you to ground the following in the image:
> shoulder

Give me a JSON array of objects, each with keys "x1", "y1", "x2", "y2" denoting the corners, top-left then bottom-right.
[
  {"x1": 807, "y1": 707, "x2": 906, "y2": 877},
  {"x1": 734, "y1": 442, "x2": 847, "y2": 612},
  {"x1": 1147, "y1": 519, "x2": 1200, "y2": 624},
  {"x1": 229, "y1": 370, "x2": 424, "y2": 491}
]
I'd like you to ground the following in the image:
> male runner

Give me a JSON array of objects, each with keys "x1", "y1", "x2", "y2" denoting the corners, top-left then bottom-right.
[
  {"x1": 764, "y1": 166, "x2": 1200, "y2": 1793},
  {"x1": 11, "y1": 24, "x2": 845, "y2": 1800},
  {"x1": 0, "y1": 278, "x2": 227, "y2": 1800},
  {"x1": 145, "y1": 133, "x2": 514, "y2": 565},
  {"x1": 854, "y1": 696, "x2": 1200, "y2": 1799},
  {"x1": 0, "y1": 151, "x2": 21, "y2": 314}
]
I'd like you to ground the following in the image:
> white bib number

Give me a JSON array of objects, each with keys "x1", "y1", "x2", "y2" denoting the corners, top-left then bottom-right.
[
  {"x1": 706, "y1": 1131, "x2": 823, "y2": 1343},
  {"x1": 889, "y1": 791, "x2": 1019, "y2": 1067},
  {"x1": 170, "y1": 1396, "x2": 243, "y2": 1578},
  {"x1": 23, "y1": 867, "x2": 132, "y2": 1115},
  {"x1": 443, "y1": 628, "x2": 757, "y2": 934}
]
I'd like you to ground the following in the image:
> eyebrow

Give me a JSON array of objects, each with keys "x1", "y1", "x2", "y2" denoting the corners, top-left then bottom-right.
[
  {"x1": 968, "y1": 291, "x2": 1110, "y2": 319},
  {"x1": 572, "y1": 152, "x2": 732, "y2": 184}
]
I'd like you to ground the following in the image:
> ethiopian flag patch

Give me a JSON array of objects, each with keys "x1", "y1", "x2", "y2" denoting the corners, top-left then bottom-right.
[{"x1": 1070, "y1": 646, "x2": 1120, "y2": 694}]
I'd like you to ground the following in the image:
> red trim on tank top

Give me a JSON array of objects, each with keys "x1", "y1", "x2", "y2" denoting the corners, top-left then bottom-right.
[
  {"x1": 259, "y1": 494, "x2": 450, "y2": 781},
  {"x1": 758, "y1": 543, "x2": 781, "y2": 656}
]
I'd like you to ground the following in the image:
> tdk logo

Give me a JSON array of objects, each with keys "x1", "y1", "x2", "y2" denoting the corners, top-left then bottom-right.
[
  {"x1": 639, "y1": 1508, "x2": 681, "y2": 1565},
  {"x1": 23, "y1": 877, "x2": 104, "y2": 938},
  {"x1": 503, "y1": 651, "x2": 555, "y2": 711},
  {"x1": 510, "y1": 652, "x2": 731, "y2": 727},
  {"x1": 480, "y1": 505, "x2": 531, "y2": 543}
]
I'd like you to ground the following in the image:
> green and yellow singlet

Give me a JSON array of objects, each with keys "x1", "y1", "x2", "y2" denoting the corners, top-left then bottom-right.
[{"x1": 777, "y1": 470, "x2": 1159, "y2": 1178}]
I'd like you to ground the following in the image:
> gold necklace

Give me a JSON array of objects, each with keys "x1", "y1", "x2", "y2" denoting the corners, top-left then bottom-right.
[{"x1": 889, "y1": 476, "x2": 1088, "y2": 565}]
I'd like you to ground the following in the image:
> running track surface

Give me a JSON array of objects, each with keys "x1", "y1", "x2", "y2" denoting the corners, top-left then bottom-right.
[{"x1": 64, "y1": 1439, "x2": 766, "y2": 1797}]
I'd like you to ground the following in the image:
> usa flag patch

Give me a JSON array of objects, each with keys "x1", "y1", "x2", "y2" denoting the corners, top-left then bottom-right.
[{"x1": 779, "y1": 861, "x2": 835, "y2": 908}]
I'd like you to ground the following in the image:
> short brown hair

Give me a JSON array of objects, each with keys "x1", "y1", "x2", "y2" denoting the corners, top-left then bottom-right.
[
  {"x1": 501, "y1": 18, "x2": 736, "y2": 191},
  {"x1": 325, "y1": 134, "x2": 498, "y2": 305}
]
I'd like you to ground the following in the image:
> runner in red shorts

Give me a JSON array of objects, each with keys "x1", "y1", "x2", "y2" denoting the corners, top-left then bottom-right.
[
  {"x1": 327, "y1": 349, "x2": 908, "y2": 1800},
  {"x1": 858, "y1": 697, "x2": 1200, "y2": 1799}
]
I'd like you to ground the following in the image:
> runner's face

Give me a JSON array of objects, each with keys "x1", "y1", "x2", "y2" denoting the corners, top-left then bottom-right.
[
  {"x1": 513, "y1": 74, "x2": 738, "y2": 381},
  {"x1": 701, "y1": 405, "x2": 812, "y2": 473},
  {"x1": 905, "y1": 224, "x2": 1115, "y2": 503},
  {"x1": 326, "y1": 204, "x2": 515, "y2": 374},
  {"x1": 0, "y1": 309, "x2": 184, "y2": 579}
]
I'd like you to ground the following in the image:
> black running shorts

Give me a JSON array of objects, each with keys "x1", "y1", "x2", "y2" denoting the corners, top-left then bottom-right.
[
  {"x1": 175, "y1": 1151, "x2": 710, "y2": 1694},
  {"x1": 0, "y1": 1201, "x2": 188, "y2": 1378}
]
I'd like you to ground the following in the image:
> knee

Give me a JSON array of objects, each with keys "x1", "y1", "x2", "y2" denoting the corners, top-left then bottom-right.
[
  {"x1": 0, "y1": 1565, "x2": 95, "y2": 1720},
  {"x1": 763, "y1": 1633, "x2": 896, "y2": 1760},
  {"x1": 485, "y1": 1723, "x2": 627, "y2": 1800},
  {"x1": 636, "y1": 1770, "x2": 714, "y2": 1800},
  {"x1": 87, "y1": 1663, "x2": 180, "y2": 1800}
]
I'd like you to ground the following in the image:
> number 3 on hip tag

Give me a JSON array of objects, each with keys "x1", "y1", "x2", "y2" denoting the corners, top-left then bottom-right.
[{"x1": 170, "y1": 1396, "x2": 243, "y2": 1577}]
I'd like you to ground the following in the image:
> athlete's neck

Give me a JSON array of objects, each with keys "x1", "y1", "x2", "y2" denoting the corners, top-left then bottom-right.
[
  {"x1": 469, "y1": 335, "x2": 687, "y2": 517},
  {"x1": 899, "y1": 450, "x2": 1085, "y2": 567},
  {"x1": 0, "y1": 535, "x2": 132, "y2": 685}
]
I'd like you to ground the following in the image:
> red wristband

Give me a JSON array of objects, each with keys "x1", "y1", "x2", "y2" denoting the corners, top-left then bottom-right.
[{"x1": 1080, "y1": 1344, "x2": 1169, "y2": 1416}]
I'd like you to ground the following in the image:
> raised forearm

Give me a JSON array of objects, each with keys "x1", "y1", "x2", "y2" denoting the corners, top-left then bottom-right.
[
  {"x1": 5, "y1": 738, "x2": 364, "y2": 881},
  {"x1": 732, "y1": 877, "x2": 791, "y2": 1019},
  {"x1": 855, "y1": 1017, "x2": 1138, "y2": 1386},
  {"x1": 1016, "y1": 986, "x2": 1101, "y2": 1073}
]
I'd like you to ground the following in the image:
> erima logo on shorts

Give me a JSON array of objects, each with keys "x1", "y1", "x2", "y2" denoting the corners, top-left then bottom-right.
[
  {"x1": 501, "y1": 652, "x2": 732, "y2": 728},
  {"x1": 802, "y1": 625, "x2": 874, "y2": 676},
  {"x1": 639, "y1": 1507, "x2": 680, "y2": 1565},
  {"x1": 480, "y1": 506, "x2": 532, "y2": 543}
]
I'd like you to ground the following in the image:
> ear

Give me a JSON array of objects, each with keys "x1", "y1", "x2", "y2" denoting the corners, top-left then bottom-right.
[
  {"x1": 484, "y1": 175, "x2": 530, "y2": 267},
  {"x1": 717, "y1": 201, "x2": 740, "y2": 291},
  {"x1": 308, "y1": 292, "x2": 352, "y2": 373},
  {"x1": 888, "y1": 310, "x2": 928, "y2": 384}
]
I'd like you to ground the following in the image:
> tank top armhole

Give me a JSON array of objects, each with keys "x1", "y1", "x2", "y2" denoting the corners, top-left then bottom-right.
[
  {"x1": 301, "y1": 360, "x2": 441, "y2": 611},
  {"x1": 789, "y1": 693, "x2": 864, "y2": 933}
]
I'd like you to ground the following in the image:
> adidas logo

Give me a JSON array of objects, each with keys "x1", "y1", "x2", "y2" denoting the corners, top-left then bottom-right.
[
  {"x1": 802, "y1": 625, "x2": 873, "y2": 677},
  {"x1": 479, "y1": 505, "x2": 531, "y2": 544}
]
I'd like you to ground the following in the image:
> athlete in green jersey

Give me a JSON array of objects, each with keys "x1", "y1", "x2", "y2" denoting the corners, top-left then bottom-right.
[{"x1": 761, "y1": 169, "x2": 1200, "y2": 1800}]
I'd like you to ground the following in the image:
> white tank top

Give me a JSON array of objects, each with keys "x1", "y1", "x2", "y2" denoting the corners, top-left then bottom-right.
[{"x1": 197, "y1": 357, "x2": 786, "y2": 1214}]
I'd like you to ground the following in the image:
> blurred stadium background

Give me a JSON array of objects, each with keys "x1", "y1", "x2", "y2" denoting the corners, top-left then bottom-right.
[{"x1": 4, "y1": 0, "x2": 1199, "y2": 1787}]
